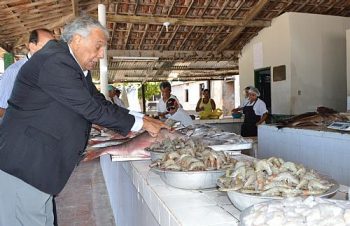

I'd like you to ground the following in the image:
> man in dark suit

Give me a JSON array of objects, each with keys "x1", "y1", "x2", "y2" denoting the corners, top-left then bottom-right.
[{"x1": 0, "y1": 16, "x2": 168, "y2": 226}]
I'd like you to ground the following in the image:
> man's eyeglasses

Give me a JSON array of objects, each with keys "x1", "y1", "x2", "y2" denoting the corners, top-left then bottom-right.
[{"x1": 167, "y1": 106, "x2": 176, "y2": 111}]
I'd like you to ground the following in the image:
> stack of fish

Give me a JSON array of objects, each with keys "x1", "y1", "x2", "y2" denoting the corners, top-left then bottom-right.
[
  {"x1": 83, "y1": 126, "x2": 182, "y2": 161},
  {"x1": 149, "y1": 137, "x2": 237, "y2": 171},
  {"x1": 275, "y1": 106, "x2": 349, "y2": 128},
  {"x1": 180, "y1": 124, "x2": 251, "y2": 146}
]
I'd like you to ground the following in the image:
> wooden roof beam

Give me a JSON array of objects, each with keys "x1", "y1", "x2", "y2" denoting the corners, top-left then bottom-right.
[
  {"x1": 72, "y1": 0, "x2": 79, "y2": 17},
  {"x1": 13, "y1": 4, "x2": 97, "y2": 48},
  {"x1": 105, "y1": 67, "x2": 238, "y2": 71},
  {"x1": 107, "y1": 50, "x2": 240, "y2": 59},
  {"x1": 216, "y1": 0, "x2": 270, "y2": 52},
  {"x1": 106, "y1": 14, "x2": 270, "y2": 27}
]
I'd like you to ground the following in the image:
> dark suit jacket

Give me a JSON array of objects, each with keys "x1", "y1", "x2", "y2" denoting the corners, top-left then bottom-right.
[{"x1": 0, "y1": 40, "x2": 135, "y2": 195}]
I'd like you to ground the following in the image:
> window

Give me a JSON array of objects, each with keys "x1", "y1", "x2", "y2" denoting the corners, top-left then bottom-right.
[{"x1": 185, "y1": 89, "x2": 189, "y2": 102}]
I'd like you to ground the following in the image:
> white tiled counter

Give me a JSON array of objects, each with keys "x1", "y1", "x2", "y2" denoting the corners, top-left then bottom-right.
[
  {"x1": 100, "y1": 154, "x2": 349, "y2": 226},
  {"x1": 100, "y1": 155, "x2": 241, "y2": 226}
]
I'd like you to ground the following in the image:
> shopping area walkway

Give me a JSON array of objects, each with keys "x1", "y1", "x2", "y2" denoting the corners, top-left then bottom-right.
[{"x1": 55, "y1": 159, "x2": 115, "y2": 226}]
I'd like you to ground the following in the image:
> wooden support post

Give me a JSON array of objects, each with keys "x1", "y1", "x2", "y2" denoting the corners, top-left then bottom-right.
[{"x1": 141, "y1": 83, "x2": 146, "y2": 114}]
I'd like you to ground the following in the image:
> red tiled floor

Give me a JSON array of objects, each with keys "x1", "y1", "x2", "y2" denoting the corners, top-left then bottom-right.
[{"x1": 55, "y1": 159, "x2": 115, "y2": 226}]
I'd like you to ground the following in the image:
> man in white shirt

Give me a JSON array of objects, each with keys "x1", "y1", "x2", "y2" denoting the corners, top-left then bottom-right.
[
  {"x1": 114, "y1": 88, "x2": 126, "y2": 108},
  {"x1": 0, "y1": 29, "x2": 54, "y2": 120},
  {"x1": 165, "y1": 98, "x2": 193, "y2": 127},
  {"x1": 157, "y1": 81, "x2": 180, "y2": 119}
]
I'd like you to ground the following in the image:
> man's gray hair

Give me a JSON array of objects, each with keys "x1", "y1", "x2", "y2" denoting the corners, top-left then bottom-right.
[{"x1": 61, "y1": 16, "x2": 109, "y2": 42}]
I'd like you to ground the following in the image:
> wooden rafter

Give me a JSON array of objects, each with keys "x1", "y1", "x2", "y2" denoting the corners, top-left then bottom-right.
[
  {"x1": 151, "y1": 0, "x2": 158, "y2": 14},
  {"x1": 13, "y1": 3, "x2": 97, "y2": 48},
  {"x1": 228, "y1": 0, "x2": 246, "y2": 19},
  {"x1": 105, "y1": 14, "x2": 270, "y2": 27},
  {"x1": 124, "y1": 24, "x2": 132, "y2": 49},
  {"x1": 216, "y1": 0, "x2": 230, "y2": 19},
  {"x1": 72, "y1": 0, "x2": 79, "y2": 16},
  {"x1": 164, "y1": 25, "x2": 180, "y2": 50},
  {"x1": 138, "y1": 24, "x2": 149, "y2": 49},
  {"x1": 184, "y1": 0, "x2": 194, "y2": 17},
  {"x1": 167, "y1": 1, "x2": 176, "y2": 17},
  {"x1": 179, "y1": 26, "x2": 195, "y2": 50},
  {"x1": 216, "y1": 0, "x2": 270, "y2": 52},
  {"x1": 200, "y1": 0, "x2": 212, "y2": 18}
]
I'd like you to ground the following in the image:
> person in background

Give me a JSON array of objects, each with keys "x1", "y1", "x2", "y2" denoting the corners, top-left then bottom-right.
[
  {"x1": 195, "y1": 88, "x2": 216, "y2": 112},
  {"x1": 0, "y1": 16, "x2": 168, "y2": 226},
  {"x1": 0, "y1": 28, "x2": 54, "y2": 120},
  {"x1": 240, "y1": 87, "x2": 268, "y2": 137},
  {"x1": 165, "y1": 97, "x2": 193, "y2": 127},
  {"x1": 157, "y1": 81, "x2": 179, "y2": 119},
  {"x1": 108, "y1": 84, "x2": 116, "y2": 102},
  {"x1": 114, "y1": 88, "x2": 126, "y2": 108},
  {"x1": 231, "y1": 86, "x2": 254, "y2": 113}
]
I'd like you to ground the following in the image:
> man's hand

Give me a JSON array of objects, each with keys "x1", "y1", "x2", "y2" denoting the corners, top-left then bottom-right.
[{"x1": 142, "y1": 116, "x2": 170, "y2": 137}]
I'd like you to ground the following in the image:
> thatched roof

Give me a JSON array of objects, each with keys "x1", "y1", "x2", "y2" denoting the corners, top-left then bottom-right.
[{"x1": 1, "y1": 0, "x2": 350, "y2": 82}]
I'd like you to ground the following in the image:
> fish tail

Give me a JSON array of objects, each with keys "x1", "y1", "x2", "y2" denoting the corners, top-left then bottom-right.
[{"x1": 82, "y1": 148, "x2": 106, "y2": 162}]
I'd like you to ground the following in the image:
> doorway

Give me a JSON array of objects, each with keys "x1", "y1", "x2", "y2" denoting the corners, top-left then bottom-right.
[{"x1": 254, "y1": 67, "x2": 271, "y2": 113}]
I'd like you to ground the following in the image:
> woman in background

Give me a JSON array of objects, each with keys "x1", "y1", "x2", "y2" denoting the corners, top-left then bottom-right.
[
  {"x1": 239, "y1": 87, "x2": 268, "y2": 137},
  {"x1": 195, "y1": 89, "x2": 216, "y2": 113}
]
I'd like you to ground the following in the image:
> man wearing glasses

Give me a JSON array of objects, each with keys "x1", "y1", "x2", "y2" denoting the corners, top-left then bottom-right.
[{"x1": 165, "y1": 98, "x2": 193, "y2": 127}]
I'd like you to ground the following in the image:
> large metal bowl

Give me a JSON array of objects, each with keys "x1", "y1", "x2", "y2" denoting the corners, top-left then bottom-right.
[
  {"x1": 239, "y1": 197, "x2": 350, "y2": 226},
  {"x1": 148, "y1": 150, "x2": 165, "y2": 161},
  {"x1": 227, "y1": 177, "x2": 339, "y2": 211},
  {"x1": 151, "y1": 167, "x2": 226, "y2": 190}
]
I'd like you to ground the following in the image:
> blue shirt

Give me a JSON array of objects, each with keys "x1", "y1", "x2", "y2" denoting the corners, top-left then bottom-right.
[{"x1": 0, "y1": 57, "x2": 28, "y2": 109}]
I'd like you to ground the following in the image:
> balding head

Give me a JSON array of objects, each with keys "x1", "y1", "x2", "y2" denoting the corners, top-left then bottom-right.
[{"x1": 28, "y1": 29, "x2": 55, "y2": 54}]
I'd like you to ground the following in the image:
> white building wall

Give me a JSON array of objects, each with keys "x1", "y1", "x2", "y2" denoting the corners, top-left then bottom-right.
[
  {"x1": 171, "y1": 81, "x2": 227, "y2": 115},
  {"x1": 239, "y1": 13, "x2": 292, "y2": 114},
  {"x1": 346, "y1": 30, "x2": 350, "y2": 111},
  {"x1": 239, "y1": 12, "x2": 350, "y2": 114},
  {"x1": 289, "y1": 13, "x2": 349, "y2": 113},
  {"x1": 172, "y1": 81, "x2": 203, "y2": 113}
]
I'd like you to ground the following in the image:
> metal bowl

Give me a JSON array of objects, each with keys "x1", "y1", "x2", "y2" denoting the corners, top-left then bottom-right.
[
  {"x1": 148, "y1": 150, "x2": 165, "y2": 161},
  {"x1": 227, "y1": 177, "x2": 339, "y2": 211},
  {"x1": 239, "y1": 197, "x2": 350, "y2": 226},
  {"x1": 151, "y1": 167, "x2": 225, "y2": 190}
]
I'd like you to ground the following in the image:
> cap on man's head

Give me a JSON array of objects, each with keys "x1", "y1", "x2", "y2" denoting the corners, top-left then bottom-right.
[
  {"x1": 166, "y1": 98, "x2": 177, "y2": 111},
  {"x1": 107, "y1": 85, "x2": 115, "y2": 91}
]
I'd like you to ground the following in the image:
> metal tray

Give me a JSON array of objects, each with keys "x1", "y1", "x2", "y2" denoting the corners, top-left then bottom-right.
[
  {"x1": 227, "y1": 177, "x2": 339, "y2": 211},
  {"x1": 151, "y1": 167, "x2": 225, "y2": 190},
  {"x1": 149, "y1": 150, "x2": 165, "y2": 161},
  {"x1": 209, "y1": 143, "x2": 252, "y2": 151}
]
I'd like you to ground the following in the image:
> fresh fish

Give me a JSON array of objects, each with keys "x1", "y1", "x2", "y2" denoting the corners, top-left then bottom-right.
[
  {"x1": 83, "y1": 129, "x2": 181, "y2": 162},
  {"x1": 89, "y1": 139, "x2": 129, "y2": 148},
  {"x1": 88, "y1": 135, "x2": 128, "y2": 145},
  {"x1": 275, "y1": 107, "x2": 348, "y2": 128}
]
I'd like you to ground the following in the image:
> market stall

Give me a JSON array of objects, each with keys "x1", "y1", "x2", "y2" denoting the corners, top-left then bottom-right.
[{"x1": 100, "y1": 155, "x2": 349, "y2": 226}]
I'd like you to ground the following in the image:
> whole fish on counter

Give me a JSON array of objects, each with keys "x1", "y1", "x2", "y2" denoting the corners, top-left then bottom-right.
[
  {"x1": 83, "y1": 129, "x2": 181, "y2": 161},
  {"x1": 275, "y1": 106, "x2": 348, "y2": 128}
]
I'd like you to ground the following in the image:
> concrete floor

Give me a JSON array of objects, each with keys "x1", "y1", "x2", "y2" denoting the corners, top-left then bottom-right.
[{"x1": 55, "y1": 159, "x2": 115, "y2": 226}]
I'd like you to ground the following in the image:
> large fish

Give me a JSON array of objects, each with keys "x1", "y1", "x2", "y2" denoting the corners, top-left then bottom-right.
[
  {"x1": 275, "y1": 107, "x2": 348, "y2": 128},
  {"x1": 82, "y1": 129, "x2": 181, "y2": 161}
]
